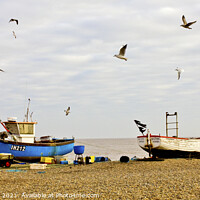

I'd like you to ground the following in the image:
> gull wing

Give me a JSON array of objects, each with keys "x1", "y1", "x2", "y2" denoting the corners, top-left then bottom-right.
[
  {"x1": 182, "y1": 15, "x2": 187, "y2": 25},
  {"x1": 67, "y1": 107, "x2": 70, "y2": 112},
  {"x1": 187, "y1": 21, "x2": 197, "y2": 26},
  {"x1": 0, "y1": 69, "x2": 4, "y2": 72},
  {"x1": 177, "y1": 71, "x2": 181, "y2": 80},
  {"x1": 9, "y1": 19, "x2": 18, "y2": 25},
  {"x1": 119, "y1": 44, "x2": 127, "y2": 56},
  {"x1": 12, "y1": 31, "x2": 16, "y2": 38}
]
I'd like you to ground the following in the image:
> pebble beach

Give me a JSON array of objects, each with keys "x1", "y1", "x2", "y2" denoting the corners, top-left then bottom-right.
[{"x1": 1, "y1": 159, "x2": 200, "y2": 199}]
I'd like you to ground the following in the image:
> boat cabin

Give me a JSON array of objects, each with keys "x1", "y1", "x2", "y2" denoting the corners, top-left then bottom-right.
[{"x1": 3, "y1": 117, "x2": 37, "y2": 143}]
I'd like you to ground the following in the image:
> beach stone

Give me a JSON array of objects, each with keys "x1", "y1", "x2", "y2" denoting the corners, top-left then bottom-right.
[{"x1": 0, "y1": 159, "x2": 200, "y2": 199}]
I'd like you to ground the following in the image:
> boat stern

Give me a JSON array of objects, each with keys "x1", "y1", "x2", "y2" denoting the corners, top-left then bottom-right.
[{"x1": 137, "y1": 134, "x2": 161, "y2": 151}]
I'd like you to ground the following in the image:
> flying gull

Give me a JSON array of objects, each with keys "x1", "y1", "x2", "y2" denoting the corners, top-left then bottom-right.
[
  {"x1": 64, "y1": 107, "x2": 70, "y2": 116},
  {"x1": 181, "y1": 15, "x2": 196, "y2": 29},
  {"x1": 9, "y1": 18, "x2": 18, "y2": 25},
  {"x1": 114, "y1": 44, "x2": 128, "y2": 61},
  {"x1": 12, "y1": 31, "x2": 16, "y2": 39},
  {"x1": 175, "y1": 67, "x2": 184, "y2": 80}
]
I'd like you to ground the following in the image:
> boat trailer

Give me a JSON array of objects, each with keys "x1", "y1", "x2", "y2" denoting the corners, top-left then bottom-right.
[{"x1": 0, "y1": 153, "x2": 14, "y2": 168}]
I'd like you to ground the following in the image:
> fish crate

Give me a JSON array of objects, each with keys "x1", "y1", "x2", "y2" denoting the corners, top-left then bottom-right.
[
  {"x1": 55, "y1": 156, "x2": 68, "y2": 164},
  {"x1": 30, "y1": 163, "x2": 47, "y2": 169},
  {"x1": 60, "y1": 160, "x2": 68, "y2": 164},
  {"x1": 40, "y1": 157, "x2": 55, "y2": 164},
  {"x1": 68, "y1": 160, "x2": 74, "y2": 164}
]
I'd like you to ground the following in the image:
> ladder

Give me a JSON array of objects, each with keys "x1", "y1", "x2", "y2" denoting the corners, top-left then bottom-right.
[{"x1": 166, "y1": 112, "x2": 178, "y2": 137}]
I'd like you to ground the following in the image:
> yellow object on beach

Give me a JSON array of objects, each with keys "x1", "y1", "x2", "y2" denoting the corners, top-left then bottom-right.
[
  {"x1": 90, "y1": 156, "x2": 95, "y2": 163},
  {"x1": 68, "y1": 160, "x2": 74, "y2": 164},
  {"x1": 40, "y1": 157, "x2": 55, "y2": 164},
  {"x1": 84, "y1": 156, "x2": 95, "y2": 163},
  {"x1": 60, "y1": 158, "x2": 67, "y2": 161},
  {"x1": 0, "y1": 153, "x2": 14, "y2": 160}
]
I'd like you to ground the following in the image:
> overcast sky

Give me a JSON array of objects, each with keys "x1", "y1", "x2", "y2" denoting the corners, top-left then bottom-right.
[{"x1": 0, "y1": 0, "x2": 200, "y2": 139}]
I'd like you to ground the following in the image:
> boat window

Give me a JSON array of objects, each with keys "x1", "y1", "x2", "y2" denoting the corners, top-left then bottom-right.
[{"x1": 19, "y1": 124, "x2": 34, "y2": 134}]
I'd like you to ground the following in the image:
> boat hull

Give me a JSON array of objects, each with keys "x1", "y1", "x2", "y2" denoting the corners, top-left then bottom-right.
[
  {"x1": 137, "y1": 135, "x2": 200, "y2": 158},
  {"x1": 0, "y1": 139, "x2": 74, "y2": 162}
]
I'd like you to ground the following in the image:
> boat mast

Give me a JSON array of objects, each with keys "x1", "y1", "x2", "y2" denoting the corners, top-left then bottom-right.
[
  {"x1": 24, "y1": 98, "x2": 31, "y2": 122},
  {"x1": 166, "y1": 112, "x2": 178, "y2": 137}
]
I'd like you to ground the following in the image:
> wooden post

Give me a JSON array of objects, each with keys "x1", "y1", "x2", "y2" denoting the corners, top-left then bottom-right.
[{"x1": 166, "y1": 112, "x2": 168, "y2": 137}]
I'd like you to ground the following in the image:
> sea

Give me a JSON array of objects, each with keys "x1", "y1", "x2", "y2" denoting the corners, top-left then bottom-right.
[{"x1": 67, "y1": 138, "x2": 148, "y2": 161}]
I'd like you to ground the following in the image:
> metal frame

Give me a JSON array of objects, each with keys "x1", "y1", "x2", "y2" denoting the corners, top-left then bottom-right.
[{"x1": 166, "y1": 112, "x2": 178, "y2": 137}]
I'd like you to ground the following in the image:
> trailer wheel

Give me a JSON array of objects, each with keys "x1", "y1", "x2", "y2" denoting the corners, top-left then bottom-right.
[
  {"x1": 0, "y1": 163, "x2": 4, "y2": 168},
  {"x1": 5, "y1": 161, "x2": 11, "y2": 168}
]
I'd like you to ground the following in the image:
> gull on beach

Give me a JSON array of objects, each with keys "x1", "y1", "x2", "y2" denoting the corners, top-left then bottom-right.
[
  {"x1": 114, "y1": 44, "x2": 128, "y2": 61},
  {"x1": 181, "y1": 15, "x2": 196, "y2": 29},
  {"x1": 175, "y1": 67, "x2": 184, "y2": 80},
  {"x1": 0, "y1": 69, "x2": 4, "y2": 72},
  {"x1": 12, "y1": 31, "x2": 16, "y2": 39},
  {"x1": 64, "y1": 107, "x2": 70, "y2": 116},
  {"x1": 9, "y1": 18, "x2": 18, "y2": 25}
]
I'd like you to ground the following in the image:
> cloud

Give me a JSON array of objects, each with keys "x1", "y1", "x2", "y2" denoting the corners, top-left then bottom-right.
[{"x1": 0, "y1": 0, "x2": 200, "y2": 138}]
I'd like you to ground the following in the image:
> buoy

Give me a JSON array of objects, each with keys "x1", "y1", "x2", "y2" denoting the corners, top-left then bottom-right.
[{"x1": 120, "y1": 156, "x2": 129, "y2": 163}]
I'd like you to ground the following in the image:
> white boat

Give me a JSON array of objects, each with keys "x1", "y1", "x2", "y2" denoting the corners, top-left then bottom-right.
[
  {"x1": 137, "y1": 134, "x2": 200, "y2": 158},
  {"x1": 136, "y1": 112, "x2": 200, "y2": 158}
]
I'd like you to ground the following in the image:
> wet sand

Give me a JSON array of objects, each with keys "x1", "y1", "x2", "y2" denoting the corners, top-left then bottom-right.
[{"x1": 1, "y1": 159, "x2": 200, "y2": 199}]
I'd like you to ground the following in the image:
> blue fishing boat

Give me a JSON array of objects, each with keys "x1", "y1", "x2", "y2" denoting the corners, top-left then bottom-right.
[{"x1": 0, "y1": 100, "x2": 74, "y2": 162}]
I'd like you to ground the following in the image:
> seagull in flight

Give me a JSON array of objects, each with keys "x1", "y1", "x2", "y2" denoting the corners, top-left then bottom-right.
[
  {"x1": 0, "y1": 69, "x2": 4, "y2": 72},
  {"x1": 12, "y1": 31, "x2": 16, "y2": 39},
  {"x1": 64, "y1": 107, "x2": 70, "y2": 116},
  {"x1": 175, "y1": 67, "x2": 184, "y2": 80},
  {"x1": 181, "y1": 15, "x2": 196, "y2": 29},
  {"x1": 9, "y1": 18, "x2": 18, "y2": 25},
  {"x1": 114, "y1": 44, "x2": 128, "y2": 61}
]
